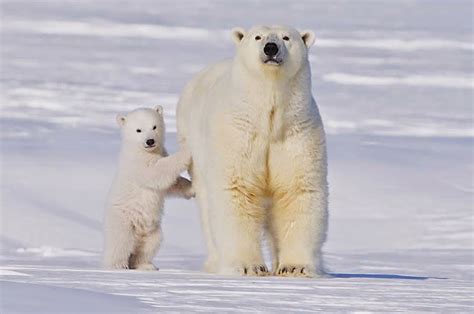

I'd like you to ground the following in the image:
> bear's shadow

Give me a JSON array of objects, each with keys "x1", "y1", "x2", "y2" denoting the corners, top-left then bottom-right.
[{"x1": 330, "y1": 273, "x2": 447, "y2": 280}]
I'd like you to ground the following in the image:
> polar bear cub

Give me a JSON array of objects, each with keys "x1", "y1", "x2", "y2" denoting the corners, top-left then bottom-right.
[{"x1": 103, "y1": 106, "x2": 192, "y2": 270}]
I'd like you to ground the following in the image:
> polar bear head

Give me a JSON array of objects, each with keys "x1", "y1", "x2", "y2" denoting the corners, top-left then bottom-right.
[
  {"x1": 231, "y1": 25, "x2": 315, "y2": 78},
  {"x1": 116, "y1": 106, "x2": 165, "y2": 152}
]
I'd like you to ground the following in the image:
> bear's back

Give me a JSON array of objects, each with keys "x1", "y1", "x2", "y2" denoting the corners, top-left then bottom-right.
[
  {"x1": 188, "y1": 60, "x2": 232, "y2": 96},
  {"x1": 177, "y1": 60, "x2": 232, "y2": 137}
]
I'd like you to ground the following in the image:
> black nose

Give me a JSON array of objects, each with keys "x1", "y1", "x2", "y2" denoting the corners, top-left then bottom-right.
[
  {"x1": 146, "y1": 139, "x2": 155, "y2": 146},
  {"x1": 264, "y1": 42, "x2": 279, "y2": 57}
]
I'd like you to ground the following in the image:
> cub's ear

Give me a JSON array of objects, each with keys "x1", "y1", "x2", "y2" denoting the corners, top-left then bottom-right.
[
  {"x1": 300, "y1": 30, "x2": 316, "y2": 48},
  {"x1": 116, "y1": 114, "x2": 126, "y2": 127},
  {"x1": 153, "y1": 105, "x2": 163, "y2": 115},
  {"x1": 231, "y1": 27, "x2": 246, "y2": 45}
]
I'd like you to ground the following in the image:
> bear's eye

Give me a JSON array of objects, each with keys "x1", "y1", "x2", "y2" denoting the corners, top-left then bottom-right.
[
  {"x1": 283, "y1": 36, "x2": 289, "y2": 41},
  {"x1": 136, "y1": 129, "x2": 141, "y2": 133},
  {"x1": 153, "y1": 125, "x2": 157, "y2": 130},
  {"x1": 255, "y1": 35, "x2": 261, "y2": 41}
]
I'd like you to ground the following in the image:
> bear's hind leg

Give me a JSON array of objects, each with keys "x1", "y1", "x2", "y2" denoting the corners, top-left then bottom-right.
[
  {"x1": 193, "y1": 170, "x2": 219, "y2": 273},
  {"x1": 129, "y1": 229, "x2": 161, "y2": 271},
  {"x1": 103, "y1": 215, "x2": 135, "y2": 270}
]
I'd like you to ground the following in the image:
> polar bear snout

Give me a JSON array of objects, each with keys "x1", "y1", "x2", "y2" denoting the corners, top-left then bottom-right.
[
  {"x1": 264, "y1": 42, "x2": 279, "y2": 57},
  {"x1": 261, "y1": 38, "x2": 285, "y2": 65},
  {"x1": 145, "y1": 139, "x2": 155, "y2": 147},
  {"x1": 258, "y1": 33, "x2": 287, "y2": 66}
]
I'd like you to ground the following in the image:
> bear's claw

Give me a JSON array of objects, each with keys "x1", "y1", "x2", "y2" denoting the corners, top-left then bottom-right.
[
  {"x1": 104, "y1": 261, "x2": 130, "y2": 270},
  {"x1": 275, "y1": 265, "x2": 314, "y2": 277},
  {"x1": 239, "y1": 264, "x2": 270, "y2": 276}
]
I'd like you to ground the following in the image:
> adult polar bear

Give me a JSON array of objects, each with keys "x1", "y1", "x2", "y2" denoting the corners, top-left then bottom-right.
[{"x1": 177, "y1": 25, "x2": 328, "y2": 277}]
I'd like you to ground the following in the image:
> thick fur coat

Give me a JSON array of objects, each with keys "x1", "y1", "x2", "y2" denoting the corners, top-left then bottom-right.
[
  {"x1": 177, "y1": 25, "x2": 328, "y2": 277},
  {"x1": 103, "y1": 107, "x2": 193, "y2": 270}
]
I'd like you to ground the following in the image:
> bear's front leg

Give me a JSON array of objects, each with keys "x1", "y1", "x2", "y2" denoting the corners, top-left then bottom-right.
[
  {"x1": 166, "y1": 176, "x2": 195, "y2": 199},
  {"x1": 137, "y1": 147, "x2": 191, "y2": 190},
  {"x1": 269, "y1": 189, "x2": 328, "y2": 278},
  {"x1": 211, "y1": 180, "x2": 270, "y2": 276},
  {"x1": 268, "y1": 133, "x2": 328, "y2": 278}
]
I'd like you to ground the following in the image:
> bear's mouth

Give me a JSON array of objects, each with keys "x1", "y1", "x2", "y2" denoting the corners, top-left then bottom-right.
[{"x1": 264, "y1": 58, "x2": 282, "y2": 65}]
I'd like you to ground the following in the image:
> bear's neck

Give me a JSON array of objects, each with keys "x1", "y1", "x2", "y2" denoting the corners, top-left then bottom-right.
[
  {"x1": 118, "y1": 143, "x2": 163, "y2": 168},
  {"x1": 231, "y1": 60, "x2": 312, "y2": 110},
  {"x1": 229, "y1": 60, "x2": 313, "y2": 141}
]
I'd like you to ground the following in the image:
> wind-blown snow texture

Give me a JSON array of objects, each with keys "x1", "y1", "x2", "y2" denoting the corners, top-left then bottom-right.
[{"x1": 1, "y1": 0, "x2": 473, "y2": 312}]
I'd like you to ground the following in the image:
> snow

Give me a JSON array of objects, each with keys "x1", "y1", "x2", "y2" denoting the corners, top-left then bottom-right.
[
  {"x1": 1, "y1": 0, "x2": 473, "y2": 312},
  {"x1": 1, "y1": 281, "x2": 148, "y2": 313},
  {"x1": 322, "y1": 73, "x2": 474, "y2": 89},
  {"x1": 1, "y1": 251, "x2": 472, "y2": 312},
  {"x1": 316, "y1": 38, "x2": 474, "y2": 52},
  {"x1": 3, "y1": 19, "x2": 222, "y2": 41}
]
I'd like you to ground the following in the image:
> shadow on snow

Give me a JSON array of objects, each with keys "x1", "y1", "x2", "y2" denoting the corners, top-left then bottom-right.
[{"x1": 330, "y1": 273, "x2": 447, "y2": 280}]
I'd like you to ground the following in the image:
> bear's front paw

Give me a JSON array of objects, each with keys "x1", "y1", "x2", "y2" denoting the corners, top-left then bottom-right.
[
  {"x1": 103, "y1": 261, "x2": 130, "y2": 270},
  {"x1": 245, "y1": 264, "x2": 270, "y2": 276},
  {"x1": 134, "y1": 263, "x2": 158, "y2": 271},
  {"x1": 275, "y1": 265, "x2": 315, "y2": 278},
  {"x1": 222, "y1": 264, "x2": 270, "y2": 276}
]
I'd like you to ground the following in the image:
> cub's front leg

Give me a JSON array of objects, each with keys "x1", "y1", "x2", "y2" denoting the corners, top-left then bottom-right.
[{"x1": 137, "y1": 148, "x2": 191, "y2": 190}]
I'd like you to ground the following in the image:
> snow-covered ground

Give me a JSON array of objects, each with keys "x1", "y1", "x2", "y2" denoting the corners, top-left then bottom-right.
[{"x1": 1, "y1": 0, "x2": 473, "y2": 312}]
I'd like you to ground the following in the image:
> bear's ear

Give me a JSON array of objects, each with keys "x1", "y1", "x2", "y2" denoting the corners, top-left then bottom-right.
[
  {"x1": 116, "y1": 114, "x2": 126, "y2": 127},
  {"x1": 231, "y1": 27, "x2": 246, "y2": 45},
  {"x1": 153, "y1": 105, "x2": 163, "y2": 115},
  {"x1": 300, "y1": 30, "x2": 316, "y2": 48}
]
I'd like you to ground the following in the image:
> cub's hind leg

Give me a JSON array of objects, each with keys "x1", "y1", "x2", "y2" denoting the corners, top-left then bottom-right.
[
  {"x1": 103, "y1": 214, "x2": 135, "y2": 270},
  {"x1": 129, "y1": 228, "x2": 161, "y2": 271}
]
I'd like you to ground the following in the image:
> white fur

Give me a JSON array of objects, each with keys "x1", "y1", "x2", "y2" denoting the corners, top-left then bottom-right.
[
  {"x1": 177, "y1": 25, "x2": 328, "y2": 277},
  {"x1": 103, "y1": 107, "x2": 192, "y2": 270}
]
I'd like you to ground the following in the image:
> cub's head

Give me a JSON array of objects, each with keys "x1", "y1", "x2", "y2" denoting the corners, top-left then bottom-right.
[
  {"x1": 231, "y1": 25, "x2": 315, "y2": 78},
  {"x1": 116, "y1": 106, "x2": 165, "y2": 152}
]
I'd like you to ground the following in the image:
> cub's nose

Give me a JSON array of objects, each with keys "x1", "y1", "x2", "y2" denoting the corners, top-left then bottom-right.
[
  {"x1": 264, "y1": 42, "x2": 279, "y2": 57},
  {"x1": 146, "y1": 139, "x2": 155, "y2": 146}
]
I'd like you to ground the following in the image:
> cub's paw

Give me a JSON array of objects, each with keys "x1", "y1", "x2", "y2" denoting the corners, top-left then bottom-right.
[
  {"x1": 184, "y1": 187, "x2": 196, "y2": 199},
  {"x1": 173, "y1": 177, "x2": 195, "y2": 199},
  {"x1": 275, "y1": 265, "x2": 315, "y2": 278},
  {"x1": 134, "y1": 263, "x2": 158, "y2": 271}
]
